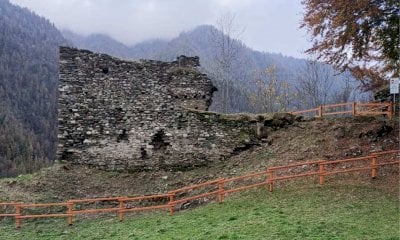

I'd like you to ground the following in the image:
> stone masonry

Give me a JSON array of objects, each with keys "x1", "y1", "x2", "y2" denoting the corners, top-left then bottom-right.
[{"x1": 58, "y1": 47, "x2": 258, "y2": 171}]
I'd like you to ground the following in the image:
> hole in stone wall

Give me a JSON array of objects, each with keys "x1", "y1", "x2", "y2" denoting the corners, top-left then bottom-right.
[
  {"x1": 102, "y1": 67, "x2": 109, "y2": 74},
  {"x1": 140, "y1": 146, "x2": 147, "y2": 159},
  {"x1": 60, "y1": 150, "x2": 73, "y2": 161},
  {"x1": 151, "y1": 129, "x2": 170, "y2": 150},
  {"x1": 117, "y1": 129, "x2": 129, "y2": 142}
]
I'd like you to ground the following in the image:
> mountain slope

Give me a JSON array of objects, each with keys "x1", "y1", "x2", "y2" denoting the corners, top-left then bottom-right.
[
  {"x1": 63, "y1": 25, "x2": 359, "y2": 113},
  {"x1": 0, "y1": 0, "x2": 68, "y2": 176},
  {"x1": 61, "y1": 30, "x2": 132, "y2": 59}
]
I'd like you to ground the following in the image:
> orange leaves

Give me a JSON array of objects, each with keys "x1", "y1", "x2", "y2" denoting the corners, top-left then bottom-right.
[{"x1": 301, "y1": 0, "x2": 399, "y2": 89}]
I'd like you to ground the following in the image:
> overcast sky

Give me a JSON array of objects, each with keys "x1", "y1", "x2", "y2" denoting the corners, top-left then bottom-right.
[{"x1": 10, "y1": 0, "x2": 310, "y2": 58}]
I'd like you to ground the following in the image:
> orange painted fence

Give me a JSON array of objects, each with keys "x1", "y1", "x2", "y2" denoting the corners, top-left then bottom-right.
[
  {"x1": 290, "y1": 102, "x2": 393, "y2": 119},
  {"x1": 1, "y1": 150, "x2": 398, "y2": 228}
]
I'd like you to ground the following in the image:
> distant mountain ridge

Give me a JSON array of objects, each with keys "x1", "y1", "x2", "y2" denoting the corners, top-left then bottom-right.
[
  {"x1": 61, "y1": 30, "x2": 133, "y2": 59},
  {"x1": 62, "y1": 25, "x2": 305, "y2": 70},
  {"x1": 62, "y1": 25, "x2": 358, "y2": 113}
]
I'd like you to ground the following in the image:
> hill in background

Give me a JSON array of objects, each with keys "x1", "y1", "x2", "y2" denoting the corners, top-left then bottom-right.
[{"x1": 0, "y1": 0, "x2": 68, "y2": 176}]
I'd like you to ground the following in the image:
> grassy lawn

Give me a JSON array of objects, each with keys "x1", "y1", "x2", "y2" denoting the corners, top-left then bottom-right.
[{"x1": 1, "y1": 179, "x2": 399, "y2": 240}]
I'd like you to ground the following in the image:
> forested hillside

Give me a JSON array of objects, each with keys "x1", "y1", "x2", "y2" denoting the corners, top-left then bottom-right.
[
  {"x1": 63, "y1": 25, "x2": 363, "y2": 113},
  {"x1": 0, "y1": 0, "x2": 68, "y2": 176}
]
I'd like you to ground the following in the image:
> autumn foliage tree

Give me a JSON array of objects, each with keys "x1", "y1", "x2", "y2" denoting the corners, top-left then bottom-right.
[
  {"x1": 301, "y1": 0, "x2": 399, "y2": 90},
  {"x1": 250, "y1": 66, "x2": 292, "y2": 112}
]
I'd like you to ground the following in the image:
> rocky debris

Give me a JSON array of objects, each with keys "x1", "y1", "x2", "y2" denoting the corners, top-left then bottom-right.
[
  {"x1": 344, "y1": 146, "x2": 363, "y2": 157},
  {"x1": 255, "y1": 113, "x2": 298, "y2": 139},
  {"x1": 333, "y1": 127, "x2": 347, "y2": 138},
  {"x1": 265, "y1": 113, "x2": 296, "y2": 129},
  {"x1": 179, "y1": 198, "x2": 208, "y2": 211},
  {"x1": 358, "y1": 122, "x2": 394, "y2": 141}
]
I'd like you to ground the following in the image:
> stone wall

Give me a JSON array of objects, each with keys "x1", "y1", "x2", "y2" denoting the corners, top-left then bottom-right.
[{"x1": 58, "y1": 47, "x2": 258, "y2": 171}]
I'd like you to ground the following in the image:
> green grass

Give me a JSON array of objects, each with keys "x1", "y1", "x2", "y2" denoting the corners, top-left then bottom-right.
[{"x1": 1, "y1": 181, "x2": 399, "y2": 240}]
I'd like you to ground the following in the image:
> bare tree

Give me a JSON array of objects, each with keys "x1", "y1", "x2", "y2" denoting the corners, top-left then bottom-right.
[
  {"x1": 208, "y1": 12, "x2": 245, "y2": 113},
  {"x1": 331, "y1": 71, "x2": 356, "y2": 103},
  {"x1": 250, "y1": 66, "x2": 293, "y2": 113},
  {"x1": 295, "y1": 61, "x2": 334, "y2": 109}
]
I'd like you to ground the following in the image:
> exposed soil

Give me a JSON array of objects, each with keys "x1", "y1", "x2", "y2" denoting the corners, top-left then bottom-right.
[{"x1": 1, "y1": 116, "x2": 398, "y2": 203}]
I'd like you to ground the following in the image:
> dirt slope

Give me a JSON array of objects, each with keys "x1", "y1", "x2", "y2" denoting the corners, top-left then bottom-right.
[{"x1": 0, "y1": 117, "x2": 398, "y2": 203}]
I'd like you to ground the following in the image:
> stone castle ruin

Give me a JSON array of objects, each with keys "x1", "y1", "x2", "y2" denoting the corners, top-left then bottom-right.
[{"x1": 57, "y1": 47, "x2": 258, "y2": 171}]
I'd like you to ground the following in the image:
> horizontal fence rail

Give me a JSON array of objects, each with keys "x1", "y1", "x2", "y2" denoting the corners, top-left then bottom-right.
[
  {"x1": 0, "y1": 203, "x2": 19, "y2": 218},
  {"x1": 290, "y1": 101, "x2": 393, "y2": 119},
  {"x1": 1, "y1": 149, "x2": 398, "y2": 228}
]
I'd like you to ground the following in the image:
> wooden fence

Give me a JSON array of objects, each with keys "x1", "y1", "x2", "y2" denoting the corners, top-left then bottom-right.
[
  {"x1": 1, "y1": 149, "x2": 398, "y2": 229},
  {"x1": 290, "y1": 102, "x2": 393, "y2": 119}
]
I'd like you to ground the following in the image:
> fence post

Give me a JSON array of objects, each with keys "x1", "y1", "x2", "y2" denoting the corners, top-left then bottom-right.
[
  {"x1": 319, "y1": 162, "x2": 325, "y2": 185},
  {"x1": 371, "y1": 156, "x2": 377, "y2": 178},
  {"x1": 168, "y1": 192, "x2": 175, "y2": 216},
  {"x1": 218, "y1": 178, "x2": 224, "y2": 204},
  {"x1": 318, "y1": 106, "x2": 323, "y2": 118},
  {"x1": 268, "y1": 169, "x2": 274, "y2": 192},
  {"x1": 118, "y1": 197, "x2": 124, "y2": 222},
  {"x1": 388, "y1": 101, "x2": 393, "y2": 120},
  {"x1": 15, "y1": 204, "x2": 21, "y2": 229},
  {"x1": 67, "y1": 201, "x2": 73, "y2": 225},
  {"x1": 352, "y1": 102, "x2": 356, "y2": 116}
]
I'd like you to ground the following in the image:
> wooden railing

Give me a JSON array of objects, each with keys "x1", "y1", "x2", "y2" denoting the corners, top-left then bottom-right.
[
  {"x1": 1, "y1": 149, "x2": 398, "y2": 228},
  {"x1": 290, "y1": 102, "x2": 393, "y2": 119}
]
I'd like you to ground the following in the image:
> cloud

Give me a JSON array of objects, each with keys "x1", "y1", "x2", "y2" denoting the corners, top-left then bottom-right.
[{"x1": 9, "y1": 0, "x2": 310, "y2": 58}]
